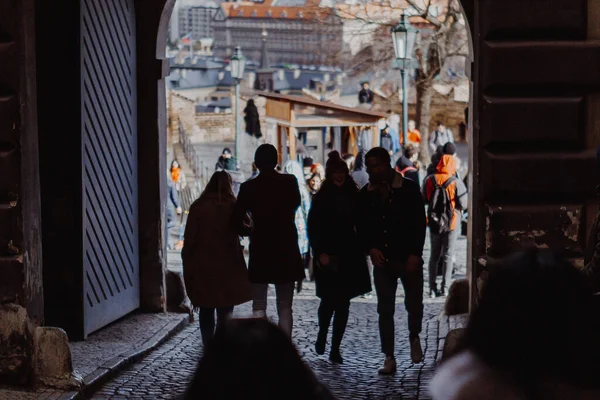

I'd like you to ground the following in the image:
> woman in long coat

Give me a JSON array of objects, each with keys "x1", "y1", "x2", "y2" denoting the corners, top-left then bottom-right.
[
  {"x1": 308, "y1": 151, "x2": 372, "y2": 364},
  {"x1": 244, "y1": 99, "x2": 262, "y2": 139},
  {"x1": 182, "y1": 171, "x2": 251, "y2": 346}
]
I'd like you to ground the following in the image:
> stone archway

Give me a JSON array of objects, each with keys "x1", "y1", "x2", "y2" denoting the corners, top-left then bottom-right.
[
  {"x1": 467, "y1": 0, "x2": 599, "y2": 307},
  {"x1": 147, "y1": 0, "x2": 600, "y2": 312}
]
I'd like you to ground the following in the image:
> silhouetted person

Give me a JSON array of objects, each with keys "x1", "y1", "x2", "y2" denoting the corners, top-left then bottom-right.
[
  {"x1": 244, "y1": 99, "x2": 262, "y2": 139},
  {"x1": 431, "y1": 249, "x2": 600, "y2": 399},
  {"x1": 233, "y1": 144, "x2": 305, "y2": 338},
  {"x1": 182, "y1": 171, "x2": 251, "y2": 346},
  {"x1": 357, "y1": 147, "x2": 427, "y2": 374},
  {"x1": 185, "y1": 318, "x2": 337, "y2": 400},
  {"x1": 308, "y1": 151, "x2": 371, "y2": 364}
]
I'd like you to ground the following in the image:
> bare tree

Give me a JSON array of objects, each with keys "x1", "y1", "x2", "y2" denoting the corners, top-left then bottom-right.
[{"x1": 321, "y1": 0, "x2": 469, "y2": 161}]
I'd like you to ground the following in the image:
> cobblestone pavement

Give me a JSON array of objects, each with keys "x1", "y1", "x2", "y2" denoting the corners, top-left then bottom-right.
[
  {"x1": 0, "y1": 387, "x2": 69, "y2": 400},
  {"x1": 96, "y1": 226, "x2": 466, "y2": 399},
  {"x1": 92, "y1": 298, "x2": 444, "y2": 400}
]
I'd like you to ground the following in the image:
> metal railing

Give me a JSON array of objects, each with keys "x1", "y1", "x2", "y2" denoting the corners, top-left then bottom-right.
[{"x1": 177, "y1": 119, "x2": 210, "y2": 190}]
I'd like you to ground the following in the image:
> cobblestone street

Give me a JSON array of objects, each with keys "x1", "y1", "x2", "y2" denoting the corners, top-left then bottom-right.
[
  {"x1": 92, "y1": 299, "x2": 444, "y2": 400},
  {"x1": 90, "y1": 233, "x2": 466, "y2": 399}
]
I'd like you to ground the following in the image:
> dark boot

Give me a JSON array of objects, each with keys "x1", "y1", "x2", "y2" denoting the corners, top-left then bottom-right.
[
  {"x1": 316, "y1": 299, "x2": 334, "y2": 355},
  {"x1": 330, "y1": 301, "x2": 349, "y2": 364}
]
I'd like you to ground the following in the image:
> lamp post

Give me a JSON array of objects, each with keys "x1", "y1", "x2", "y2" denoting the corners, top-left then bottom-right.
[
  {"x1": 230, "y1": 46, "x2": 246, "y2": 167},
  {"x1": 392, "y1": 13, "x2": 418, "y2": 148}
]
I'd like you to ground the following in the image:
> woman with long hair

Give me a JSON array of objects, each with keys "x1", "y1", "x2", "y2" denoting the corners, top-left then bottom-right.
[
  {"x1": 308, "y1": 151, "x2": 371, "y2": 363},
  {"x1": 182, "y1": 171, "x2": 251, "y2": 346},
  {"x1": 170, "y1": 159, "x2": 186, "y2": 191}
]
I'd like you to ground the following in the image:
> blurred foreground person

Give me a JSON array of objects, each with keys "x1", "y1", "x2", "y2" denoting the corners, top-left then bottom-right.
[
  {"x1": 430, "y1": 249, "x2": 600, "y2": 400},
  {"x1": 185, "y1": 318, "x2": 336, "y2": 400}
]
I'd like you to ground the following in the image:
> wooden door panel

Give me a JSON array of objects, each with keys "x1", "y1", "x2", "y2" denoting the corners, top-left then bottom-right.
[{"x1": 81, "y1": 0, "x2": 139, "y2": 336}]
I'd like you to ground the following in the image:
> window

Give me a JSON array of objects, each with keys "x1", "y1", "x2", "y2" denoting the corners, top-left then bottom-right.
[
  {"x1": 280, "y1": 11, "x2": 287, "y2": 18},
  {"x1": 266, "y1": 10, "x2": 272, "y2": 17}
]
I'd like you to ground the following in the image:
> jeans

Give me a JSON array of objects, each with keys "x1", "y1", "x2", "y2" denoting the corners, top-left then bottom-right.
[
  {"x1": 199, "y1": 306, "x2": 233, "y2": 346},
  {"x1": 317, "y1": 296, "x2": 351, "y2": 351},
  {"x1": 428, "y1": 228, "x2": 459, "y2": 292},
  {"x1": 252, "y1": 283, "x2": 295, "y2": 338},
  {"x1": 374, "y1": 261, "x2": 424, "y2": 357}
]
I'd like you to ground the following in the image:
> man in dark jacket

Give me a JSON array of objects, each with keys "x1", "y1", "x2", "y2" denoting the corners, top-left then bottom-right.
[
  {"x1": 357, "y1": 147, "x2": 427, "y2": 374},
  {"x1": 215, "y1": 147, "x2": 235, "y2": 171},
  {"x1": 233, "y1": 144, "x2": 305, "y2": 338},
  {"x1": 358, "y1": 82, "x2": 374, "y2": 105}
]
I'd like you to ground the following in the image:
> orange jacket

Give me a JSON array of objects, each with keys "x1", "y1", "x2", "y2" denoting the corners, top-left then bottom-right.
[
  {"x1": 423, "y1": 155, "x2": 467, "y2": 231},
  {"x1": 400, "y1": 129, "x2": 422, "y2": 145},
  {"x1": 408, "y1": 129, "x2": 421, "y2": 144},
  {"x1": 171, "y1": 167, "x2": 181, "y2": 183}
]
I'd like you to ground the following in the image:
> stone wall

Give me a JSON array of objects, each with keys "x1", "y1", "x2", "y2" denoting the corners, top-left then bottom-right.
[
  {"x1": 170, "y1": 91, "x2": 271, "y2": 177},
  {"x1": 194, "y1": 113, "x2": 234, "y2": 142},
  {"x1": 170, "y1": 92, "x2": 196, "y2": 133}
]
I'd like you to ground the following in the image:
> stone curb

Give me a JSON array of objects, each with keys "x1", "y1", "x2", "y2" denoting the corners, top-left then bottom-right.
[{"x1": 72, "y1": 314, "x2": 190, "y2": 400}]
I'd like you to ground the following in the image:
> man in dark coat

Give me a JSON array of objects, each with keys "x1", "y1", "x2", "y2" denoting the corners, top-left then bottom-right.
[
  {"x1": 357, "y1": 147, "x2": 427, "y2": 374},
  {"x1": 233, "y1": 144, "x2": 305, "y2": 338},
  {"x1": 358, "y1": 82, "x2": 374, "y2": 105},
  {"x1": 244, "y1": 99, "x2": 262, "y2": 139}
]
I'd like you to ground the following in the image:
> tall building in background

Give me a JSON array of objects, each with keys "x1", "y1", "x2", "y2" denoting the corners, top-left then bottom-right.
[
  {"x1": 179, "y1": 1, "x2": 221, "y2": 40},
  {"x1": 213, "y1": 0, "x2": 345, "y2": 66},
  {"x1": 170, "y1": 0, "x2": 224, "y2": 43}
]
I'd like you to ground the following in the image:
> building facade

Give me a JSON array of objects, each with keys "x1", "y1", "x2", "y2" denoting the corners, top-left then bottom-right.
[
  {"x1": 212, "y1": 0, "x2": 344, "y2": 66},
  {"x1": 2, "y1": 0, "x2": 600, "y2": 391},
  {"x1": 179, "y1": 3, "x2": 220, "y2": 39}
]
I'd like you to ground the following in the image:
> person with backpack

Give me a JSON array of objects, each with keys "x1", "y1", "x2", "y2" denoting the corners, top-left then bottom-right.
[
  {"x1": 429, "y1": 122, "x2": 454, "y2": 154},
  {"x1": 423, "y1": 154, "x2": 468, "y2": 298}
]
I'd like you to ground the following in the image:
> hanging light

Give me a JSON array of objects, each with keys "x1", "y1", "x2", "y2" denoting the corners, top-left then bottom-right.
[
  {"x1": 230, "y1": 46, "x2": 246, "y2": 80},
  {"x1": 391, "y1": 13, "x2": 418, "y2": 67}
]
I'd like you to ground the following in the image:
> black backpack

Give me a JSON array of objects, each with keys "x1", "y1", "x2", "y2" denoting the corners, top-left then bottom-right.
[{"x1": 427, "y1": 176, "x2": 457, "y2": 235}]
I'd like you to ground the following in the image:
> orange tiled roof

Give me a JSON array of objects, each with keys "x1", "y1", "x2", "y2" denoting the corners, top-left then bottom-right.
[
  {"x1": 220, "y1": 0, "x2": 444, "y2": 24},
  {"x1": 221, "y1": 0, "x2": 333, "y2": 21}
]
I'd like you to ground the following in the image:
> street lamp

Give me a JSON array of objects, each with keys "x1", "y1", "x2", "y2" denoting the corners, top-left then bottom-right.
[
  {"x1": 391, "y1": 13, "x2": 418, "y2": 148},
  {"x1": 230, "y1": 46, "x2": 246, "y2": 168}
]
